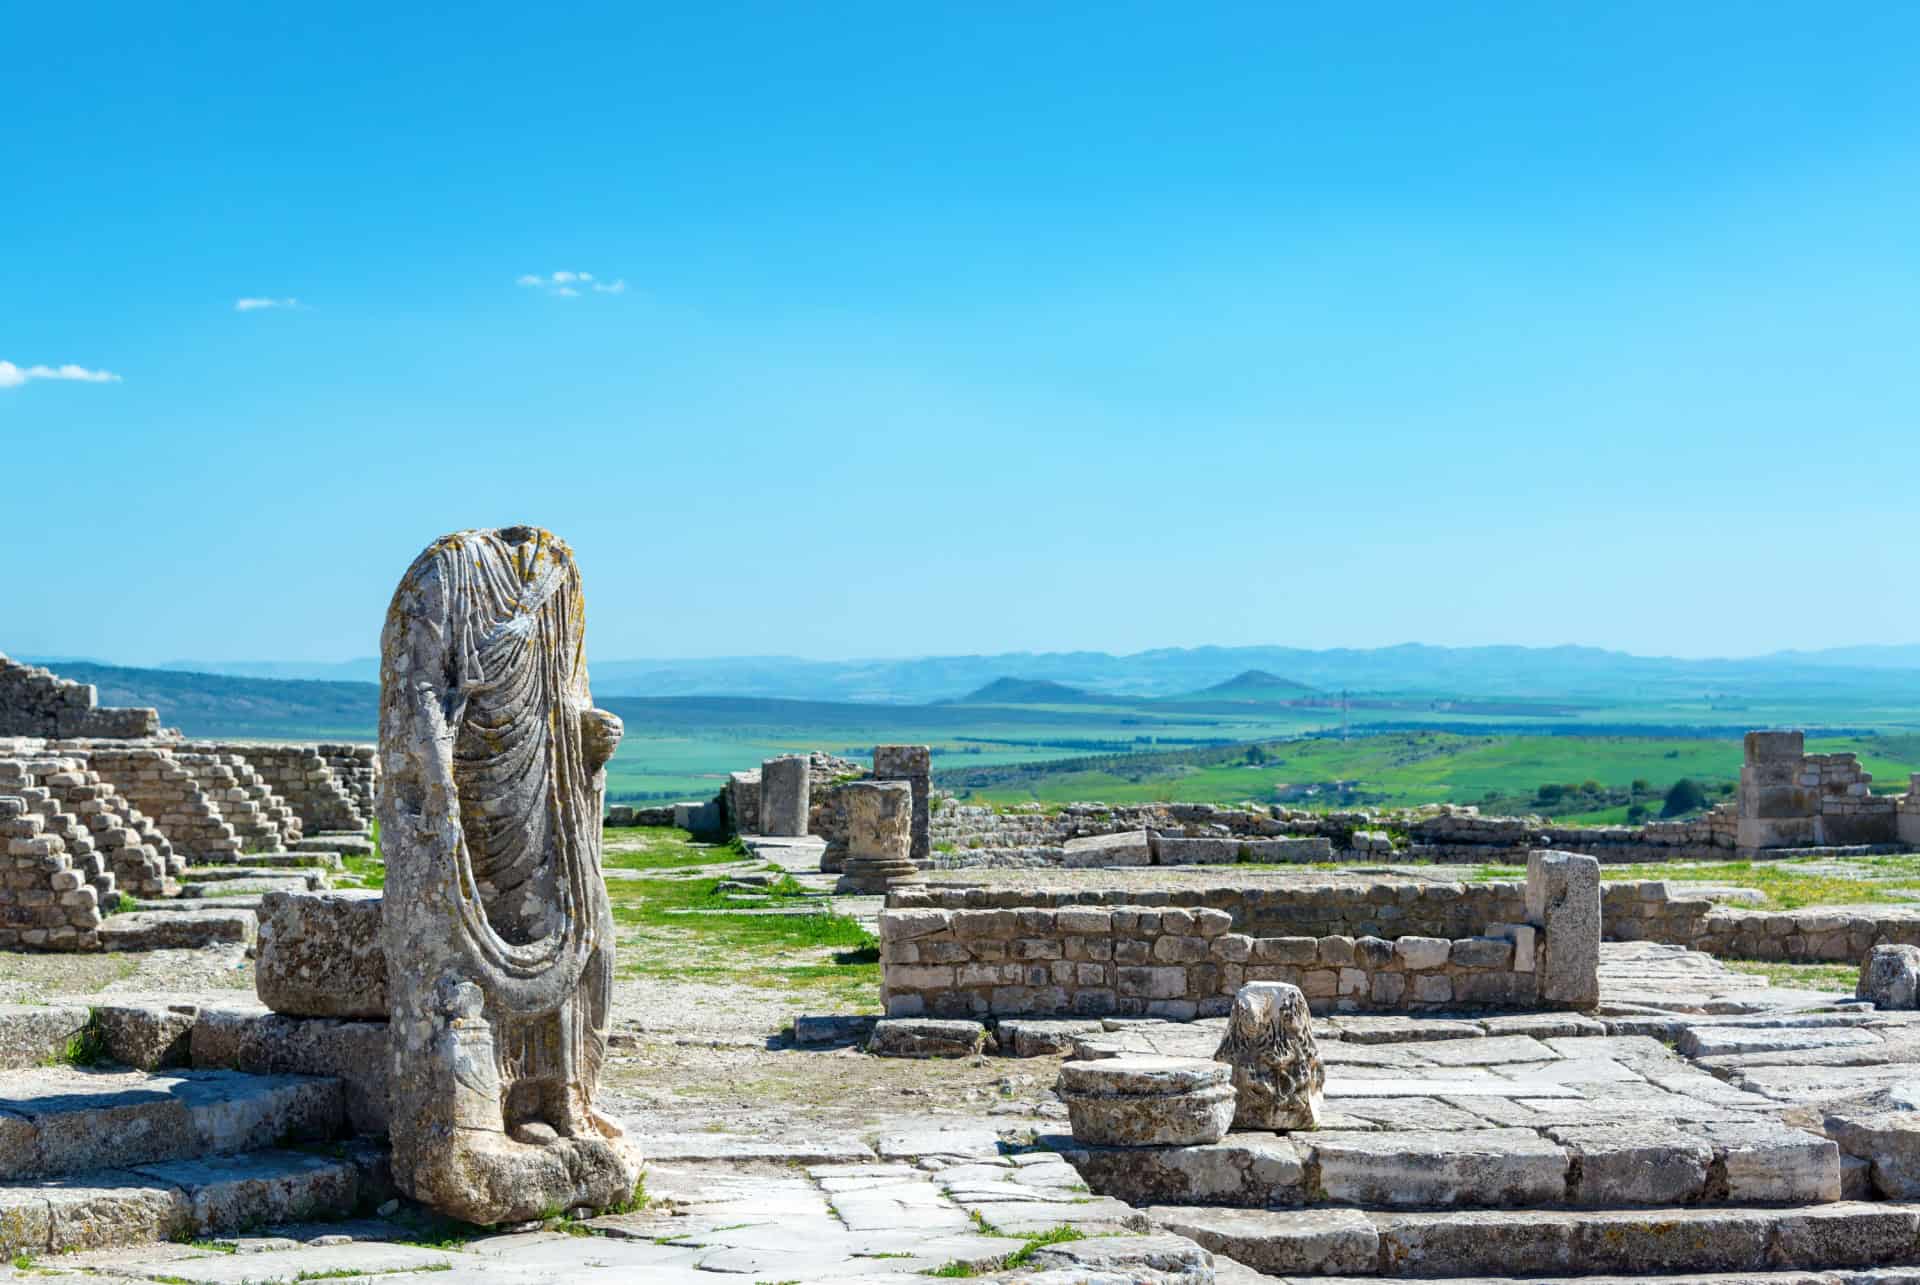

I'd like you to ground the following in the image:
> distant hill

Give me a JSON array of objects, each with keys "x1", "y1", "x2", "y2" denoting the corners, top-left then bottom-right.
[
  {"x1": 950, "y1": 677, "x2": 1108, "y2": 705},
  {"x1": 48, "y1": 662, "x2": 377, "y2": 739},
  {"x1": 1191, "y1": 669, "x2": 1319, "y2": 699}
]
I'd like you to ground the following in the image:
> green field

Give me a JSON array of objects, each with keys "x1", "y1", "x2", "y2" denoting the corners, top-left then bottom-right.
[{"x1": 942, "y1": 732, "x2": 1920, "y2": 821}]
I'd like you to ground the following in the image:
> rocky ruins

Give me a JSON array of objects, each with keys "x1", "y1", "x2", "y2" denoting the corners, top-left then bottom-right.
[{"x1": 18, "y1": 634, "x2": 1920, "y2": 1281}]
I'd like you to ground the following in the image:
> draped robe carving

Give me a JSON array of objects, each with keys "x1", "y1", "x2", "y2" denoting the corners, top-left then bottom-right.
[{"x1": 379, "y1": 526, "x2": 640, "y2": 1224}]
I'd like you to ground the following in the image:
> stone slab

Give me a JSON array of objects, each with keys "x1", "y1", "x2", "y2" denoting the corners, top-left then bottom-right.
[
  {"x1": 1325, "y1": 1077, "x2": 1580, "y2": 1099},
  {"x1": 253, "y1": 889, "x2": 386, "y2": 1019},
  {"x1": 1307, "y1": 1128, "x2": 1569, "y2": 1208},
  {"x1": 1149, "y1": 1205, "x2": 1379, "y2": 1275}
]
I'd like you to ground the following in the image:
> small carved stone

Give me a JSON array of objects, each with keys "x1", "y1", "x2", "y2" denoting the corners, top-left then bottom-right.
[
  {"x1": 1213, "y1": 981, "x2": 1324, "y2": 1131},
  {"x1": 379, "y1": 526, "x2": 641, "y2": 1225}
]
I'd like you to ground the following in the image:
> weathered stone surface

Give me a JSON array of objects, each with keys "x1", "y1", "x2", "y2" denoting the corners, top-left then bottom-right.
[
  {"x1": 867, "y1": 1018, "x2": 986, "y2": 1059},
  {"x1": 1860, "y1": 943, "x2": 1920, "y2": 1010},
  {"x1": 1149, "y1": 1205, "x2": 1378, "y2": 1276},
  {"x1": 1057, "y1": 1133, "x2": 1307, "y2": 1207},
  {"x1": 255, "y1": 889, "x2": 387, "y2": 1019},
  {"x1": 760, "y1": 755, "x2": 811, "y2": 837},
  {"x1": 872, "y1": 744, "x2": 931, "y2": 863},
  {"x1": 0, "y1": 1003, "x2": 90, "y2": 1069},
  {"x1": 98, "y1": 909, "x2": 256, "y2": 951},
  {"x1": 1826, "y1": 1110, "x2": 1920, "y2": 1197},
  {"x1": 1525, "y1": 850, "x2": 1600, "y2": 1009},
  {"x1": 190, "y1": 1008, "x2": 392, "y2": 1135},
  {"x1": 1697, "y1": 1119, "x2": 1840, "y2": 1203},
  {"x1": 999, "y1": 1019, "x2": 1103, "y2": 1057},
  {"x1": 1547, "y1": 1122, "x2": 1712, "y2": 1205},
  {"x1": 1057, "y1": 1056, "x2": 1236, "y2": 1147},
  {"x1": 791, "y1": 1014, "x2": 878, "y2": 1046},
  {"x1": 1062, "y1": 830, "x2": 1152, "y2": 868},
  {"x1": 378, "y1": 527, "x2": 641, "y2": 1225},
  {"x1": 93, "y1": 1001, "x2": 197, "y2": 1070},
  {"x1": 1214, "y1": 982, "x2": 1323, "y2": 1131},
  {"x1": 1308, "y1": 1128, "x2": 1569, "y2": 1208},
  {"x1": 1025, "y1": 1232, "x2": 1215, "y2": 1281},
  {"x1": 836, "y1": 779, "x2": 921, "y2": 894}
]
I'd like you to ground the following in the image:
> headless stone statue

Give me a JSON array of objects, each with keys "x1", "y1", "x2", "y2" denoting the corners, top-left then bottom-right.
[
  {"x1": 379, "y1": 526, "x2": 641, "y2": 1224},
  {"x1": 1213, "y1": 982, "x2": 1324, "y2": 1131}
]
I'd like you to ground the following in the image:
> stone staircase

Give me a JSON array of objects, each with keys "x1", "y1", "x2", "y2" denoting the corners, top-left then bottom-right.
[
  {"x1": 0, "y1": 1060, "x2": 381, "y2": 1254},
  {"x1": 1052, "y1": 1000, "x2": 1920, "y2": 1282}
]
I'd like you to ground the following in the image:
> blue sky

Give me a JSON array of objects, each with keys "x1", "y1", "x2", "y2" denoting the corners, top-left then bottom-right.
[{"x1": 7, "y1": 2, "x2": 1919, "y2": 665}]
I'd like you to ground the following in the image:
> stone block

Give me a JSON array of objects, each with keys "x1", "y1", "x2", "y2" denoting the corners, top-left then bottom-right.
[
  {"x1": 255, "y1": 889, "x2": 387, "y2": 1019},
  {"x1": 1056, "y1": 1055, "x2": 1235, "y2": 1147},
  {"x1": 998, "y1": 1019, "x2": 1103, "y2": 1057},
  {"x1": 759, "y1": 756, "x2": 811, "y2": 837},
  {"x1": 1053, "y1": 1133, "x2": 1307, "y2": 1206},
  {"x1": 1308, "y1": 1128, "x2": 1569, "y2": 1208},
  {"x1": 1061, "y1": 830, "x2": 1151, "y2": 867},
  {"x1": 1148, "y1": 1206, "x2": 1378, "y2": 1276},
  {"x1": 1548, "y1": 1123, "x2": 1711, "y2": 1205},
  {"x1": 1825, "y1": 1111, "x2": 1920, "y2": 1198},
  {"x1": 867, "y1": 1018, "x2": 986, "y2": 1059},
  {"x1": 1859, "y1": 943, "x2": 1920, "y2": 1009},
  {"x1": 1153, "y1": 836, "x2": 1239, "y2": 865},
  {"x1": 1525, "y1": 850, "x2": 1599, "y2": 1009},
  {"x1": 93, "y1": 1002, "x2": 197, "y2": 1070},
  {"x1": 0, "y1": 1003, "x2": 91, "y2": 1070}
]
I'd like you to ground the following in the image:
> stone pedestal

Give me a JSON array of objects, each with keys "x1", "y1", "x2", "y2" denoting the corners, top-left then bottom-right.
[
  {"x1": 1860, "y1": 944, "x2": 1920, "y2": 1010},
  {"x1": 1526, "y1": 849, "x2": 1600, "y2": 1010},
  {"x1": 872, "y1": 744, "x2": 931, "y2": 863},
  {"x1": 760, "y1": 756, "x2": 810, "y2": 837},
  {"x1": 835, "y1": 780, "x2": 922, "y2": 894},
  {"x1": 1056, "y1": 1055, "x2": 1236, "y2": 1147}
]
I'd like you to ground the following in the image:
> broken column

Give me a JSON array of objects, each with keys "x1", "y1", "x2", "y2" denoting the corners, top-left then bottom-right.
[
  {"x1": 1737, "y1": 729, "x2": 1816, "y2": 850},
  {"x1": 760, "y1": 755, "x2": 811, "y2": 837},
  {"x1": 872, "y1": 744, "x2": 931, "y2": 864},
  {"x1": 1057, "y1": 1056, "x2": 1236, "y2": 1147},
  {"x1": 1525, "y1": 849, "x2": 1600, "y2": 1010},
  {"x1": 379, "y1": 526, "x2": 641, "y2": 1225},
  {"x1": 1213, "y1": 982, "x2": 1324, "y2": 1130},
  {"x1": 835, "y1": 779, "x2": 922, "y2": 893}
]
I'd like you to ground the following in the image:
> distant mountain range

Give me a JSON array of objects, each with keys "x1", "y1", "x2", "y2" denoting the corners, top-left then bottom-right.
[{"x1": 77, "y1": 641, "x2": 1920, "y2": 706}]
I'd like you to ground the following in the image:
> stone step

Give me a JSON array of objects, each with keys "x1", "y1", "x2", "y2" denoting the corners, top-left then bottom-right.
[
  {"x1": 198, "y1": 851, "x2": 346, "y2": 871},
  {"x1": 0, "y1": 1067, "x2": 346, "y2": 1179},
  {"x1": 180, "y1": 866, "x2": 327, "y2": 890},
  {"x1": 0, "y1": 1005, "x2": 93, "y2": 1070},
  {"x1": 1151, "y1": 1201, "x2": 1920, "y2": 1278},
  {"x1": 0, "y1": 1143, "x2": 385, "y2": 1255},
  {"x1": 1059, "y1": 1115, "x2": 1840, "y2": 1211},
  {"x1": 178, "y1": 875, "x2": 317, "y2": 899},
  {"x1": 101, "y1": 908, "x2": 256, "y2": 950},
  {"x1": 293, "y1": 834, "x2": 373, "y2": 857}
]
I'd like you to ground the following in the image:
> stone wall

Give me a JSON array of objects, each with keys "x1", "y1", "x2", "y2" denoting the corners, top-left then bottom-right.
[
  {"x1": 81, "y1": 746, "x2": 242, "y2": 862},
  {"x1": 175, "y1": 753, "x2": 300, "y2": 853},
  {"x1": 186, "y1": 743, "x2": 363, "y2": 834},
  {"x1": 317, "y1": 745, "x2": 378, "y2": 822},
  {"x1": 891, "y1": 878, "x2": 1527, "y2": 941},
  {"x1": 1602, "y1": 880, "x2": 1920, "y2": 964},
  {"x1": 0, "y1": 753, "x2": 180, "y2": 897},
  {"x1": 879, "y1": 903, "x2": 1541, "y2": 1019},
  {"x1": 0, "y1": 781, "x2": 116, "y2": 949},
  {"x1": 0, "y1": 653, "x2": 163, "y2": 739},
  {"x1": 1738, "y1": 730, "x2": 1899, "y2": 849},
  {"x1": 926, "y1": 799, "x2": 1740, "y2": 869}
]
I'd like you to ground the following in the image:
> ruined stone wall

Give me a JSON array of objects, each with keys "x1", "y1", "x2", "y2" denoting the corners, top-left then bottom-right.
[
  {"x1": 1738, "y1": 730, "x2": 1900, "y2": 849},
  {"x1": 82, "y1": 746, "x2": 242, "y2": 862},
  {"x1": 927, "y1": 799, "x2": 1739, "y2": 869},
  {"x1": 0, "y1": 785, "x2": 114, "y2": 949},
  {"x1": 891, "y1": 878, "x2": 1527, "y2": 940},
  {"x1": 0, "y1": 754, "x2": 178, "y2": 898},
  {"x1": 176, "y1": 753, "x2": 300, "y2": 853},
  {"x1": 0, "y1": 653, "x2": 163, "y2": 739},
  {"x1": 185, "y1": 743, "x2": 364, "y2": 835},
  {"x1": 317, "y1": 744, "x2": 378, "y2": 822},
  {"x1": 1602, "y1": 879, "x2": 1920, "y2": 964},
  {"x1": 879, "y1": 903, "x2": 1541, "y2": 1019}
]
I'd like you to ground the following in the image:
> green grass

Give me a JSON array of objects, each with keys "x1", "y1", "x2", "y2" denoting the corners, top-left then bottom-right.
[
  {"x1": 949, "y1": 731, "x2": 1920, "y2": 815},
  {"x1": 927, "y1": 1223, "x2": 1086, "y2": 1276},
  {"x1": 605, "y1": 865, "x2": 879, "y2": 1008},
  {"x1": 602, "y1": 826, "x2": 749, "y2": 871},
  {"x1": 1726, "y1": 960, "x2": 1861, "y2": 992}
]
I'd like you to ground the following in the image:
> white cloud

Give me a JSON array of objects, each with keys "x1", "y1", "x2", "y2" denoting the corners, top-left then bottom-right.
[
  {"x1": 235, "y1": 297, "x2": 300, "y2": 312},
  {"x1": 0, "y1": 361, "x2": 123, "y2": 389},
  {"x1": 517, "y1": 271, "x2": 625, "y2": 298}
]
